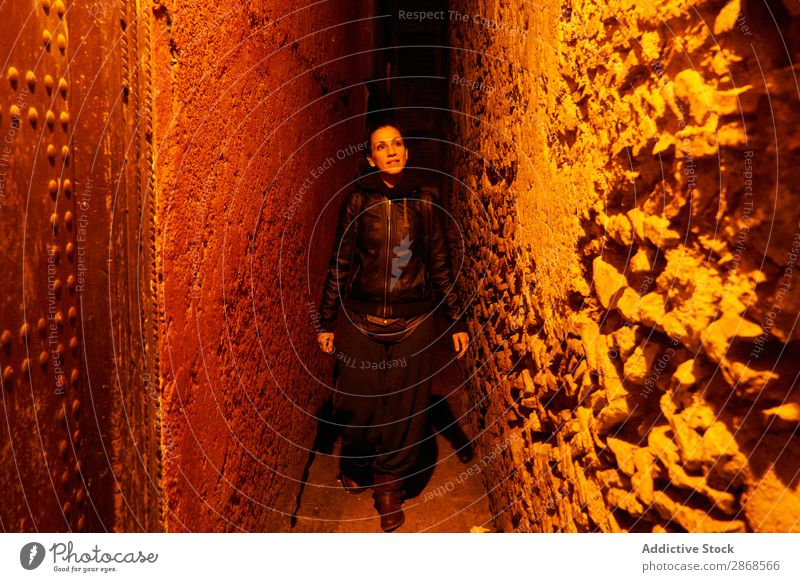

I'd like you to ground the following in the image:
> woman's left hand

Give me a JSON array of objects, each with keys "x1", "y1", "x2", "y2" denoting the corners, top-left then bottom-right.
[{"x1": 452, "y1": 332, "x2": 469, "y2": 359}]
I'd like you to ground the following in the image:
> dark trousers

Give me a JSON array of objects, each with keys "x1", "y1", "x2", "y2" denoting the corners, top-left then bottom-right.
[{"x1": 332, "y1": 311, "x2": 436, "y2": 477}]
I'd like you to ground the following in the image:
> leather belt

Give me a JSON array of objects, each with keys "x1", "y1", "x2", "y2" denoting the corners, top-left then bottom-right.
[{"x1": 353, "y1": 311, "x2": 427, "y2": 343}]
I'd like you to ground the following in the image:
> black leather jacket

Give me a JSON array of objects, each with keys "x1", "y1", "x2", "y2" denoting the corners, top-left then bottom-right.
[{"x1": 318, "y1": 168, "x2": 468, "y2": 335}]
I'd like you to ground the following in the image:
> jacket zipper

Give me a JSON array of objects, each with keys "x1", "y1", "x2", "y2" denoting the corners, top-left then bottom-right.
[
  {"x1": 421, "y1": 200, "x2": 427, "y2": 297},
  {"x1": 383, "y1": 197, "x2": 392, "y2": 318}
]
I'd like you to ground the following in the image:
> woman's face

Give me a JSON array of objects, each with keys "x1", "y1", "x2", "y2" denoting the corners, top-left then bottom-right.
[{"x1": 367, "y1": 126, "x2": 408, "y2": 175}]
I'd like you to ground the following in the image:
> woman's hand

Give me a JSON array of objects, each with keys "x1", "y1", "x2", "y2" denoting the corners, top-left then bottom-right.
[
  {"x1": 452, "y1": 332, "x2": 469, "y2": 359},
  {"x1": 318, "y1": 332, "x2": 335, "y2": 354}
]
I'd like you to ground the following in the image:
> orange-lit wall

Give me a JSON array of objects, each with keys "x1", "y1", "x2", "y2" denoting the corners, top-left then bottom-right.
[
  {"x1": 449, "y1": 0, "x2": 800, "y2": 532},
  {"x1": 150, "y1": 0, "x2": 373, "y2": 531}
]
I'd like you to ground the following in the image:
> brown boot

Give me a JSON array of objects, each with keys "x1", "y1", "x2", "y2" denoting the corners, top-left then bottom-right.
[
  {"x1": 339, "y1": 459, "x2": 371, "y2": 494},
  {"x1": 372, "y1": 472, "x2": 406, "y2": 532},
  {"x1": 339, "y1": 471, "x2": 367, "y2": 495}
]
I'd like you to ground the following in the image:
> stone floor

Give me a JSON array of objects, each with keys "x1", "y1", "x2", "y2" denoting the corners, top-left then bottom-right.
[
  {"x1": 290, "y1": 333, "x2": 494, "y2": 533},
  {"x1": 290, "y1": 431, "x2": 494, "y2": 533}
]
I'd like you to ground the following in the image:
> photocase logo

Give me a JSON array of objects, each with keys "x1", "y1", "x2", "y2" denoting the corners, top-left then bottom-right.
[
  {"x1": 390, "y1": 235, "x2": 413, "y2": 291},
  {"x1": 20, "y1": 542, "x2": 46, "y2": 570}
]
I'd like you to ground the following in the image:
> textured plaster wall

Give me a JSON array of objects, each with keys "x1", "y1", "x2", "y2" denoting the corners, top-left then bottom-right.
[
  {"x1": 449, "y1": 0, "x2": 800, "y2": 532},
  {"x1": 150, "y1": 0, "x2": 372, "y2": 531}
]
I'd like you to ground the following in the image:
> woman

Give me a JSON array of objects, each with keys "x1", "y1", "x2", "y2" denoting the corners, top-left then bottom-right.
[{"x1": 316, "y1": 121, "x2": 469, "y2": 532}]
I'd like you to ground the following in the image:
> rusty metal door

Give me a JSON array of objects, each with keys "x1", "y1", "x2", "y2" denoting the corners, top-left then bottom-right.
[{"x1": 1, "y1": 0, "x2": 161, "y2": 532}]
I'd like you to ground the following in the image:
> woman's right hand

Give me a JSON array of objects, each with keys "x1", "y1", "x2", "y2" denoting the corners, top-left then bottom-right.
[{"x1": 317, "y1": 332, "x2": 335, "y2": 354}]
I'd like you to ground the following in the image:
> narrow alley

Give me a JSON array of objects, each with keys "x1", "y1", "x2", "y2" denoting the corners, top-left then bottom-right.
[{"x1": 1, "y1": 0, "x2": 798, "y2": 536}]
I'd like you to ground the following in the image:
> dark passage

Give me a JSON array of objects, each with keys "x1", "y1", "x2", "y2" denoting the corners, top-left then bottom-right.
[{"x1": 292, "y1": 0, "x2": 492, "y2": 532}]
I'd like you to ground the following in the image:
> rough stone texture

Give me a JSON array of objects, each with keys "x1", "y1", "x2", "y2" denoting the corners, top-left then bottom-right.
[
  {"x1": 150, "y1": 0, "x2": 373, "y2": 531},
  {"x1": 448, "y1": 0, "x2": 800, "y2": 532}
]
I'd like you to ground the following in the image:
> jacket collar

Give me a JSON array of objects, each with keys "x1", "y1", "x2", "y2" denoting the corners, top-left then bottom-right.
[{"x1": 356, "y1": 167, "x2": 424, "y2": 200}]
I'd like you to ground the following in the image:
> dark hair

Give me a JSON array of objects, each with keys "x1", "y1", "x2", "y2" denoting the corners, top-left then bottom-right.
[{"x1": 363, "y1": 115, "x2": 404, "y2": 152}]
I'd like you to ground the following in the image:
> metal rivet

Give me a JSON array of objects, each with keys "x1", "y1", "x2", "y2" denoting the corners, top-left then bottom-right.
[
  {"x1": 76, "y1": 488, "x2": 86, "y2": 503},
  {"x1": 55, "y1": 0, "x2": 65, "y2": 17},
  {"x1": 63, "y1": 178, "x2": 72, "y2": 195},
  {"x1": 25, "y1": 70, "x2": 36, "y2": 89},
  {"x1": 46, "y1": 109, "x2": 55, "y2": 127},
  {"x1": 77, "y1": 514, "x2": 86, "y2": 531},
  {"x1": 48, "y1": 179, "x2": 58, "y2": 194},
  {"x1": 59, "y1": 111, "x2": 69, "y2": 127},
  {"x1": 61, "y1": 145, "x2": 69, "y2": 160},
  {"x1": 64, "y1": 211, "x2": 73, "y2": 226},
  {"x1": 69, "y1": 336, "x2": 79, "y2": 351},
  {"x1": 66, "y1": 242, "x2": 74, "y2": 257},
  {"x1": 52, "y1": 278, "x2": 62, "y2": 294},
  {"x1": 7, "y1": 66, "x2": 18, "y2": 86},
  {"x1": 70, "y1": 369, "x2": 79, "y2": 386},
  {"x1": 55, "y1": 311, "x2": 64, "y2": 326},
  {"x1": 62, "y1": 502, "x2": 71, "y2": 516},
  {"x1": 2, "y1": 366, "x2": 13, "y2": 381},
  {"x1": 1, "y1": 330, "x2": 11, "y2": 347},
  {"x1": 50, "y1": 212, "x2": 58, "y2": 226},
  {"x1": 37, "y1": 318, "x2": 47, "y2": 334},
  {"x1": 60, "y1": 468, "x2": 69, "y2": 485},
  {"x1": 49, "y1": 244, "x2": 61, "y2": 263},
  {"x1": 44, "y1": 74, "x2": 54, "y2": 93},
  {"x1": 55, "y1": 343, "x2": 64, "y2": 357},
  {"x1": 56, "y1": 34, "x2": 66, "y2": 52},
  {"x1": 42, "y1": 29, "x2": 52, "y2": 47},
  {"x1": 74, "y1": 460, "x2": 82, "y2": 473},
  {"x1": 55, "y1": 405, "x2": 65, "y2": 421},
  {"x1": 9, "y1": 104, "x2": 20, "y2": 119},
  {"x1": 58, "y1": 439, "x2": 68, "y2": 458},
  {"x1": 21, "y1": 358, "x2": 30, "y2": 373},
  {"x1": 67, "y1": 275, "x2": 76, "y2": 291},
  {"x1": 56, "y1": 373, "x2": 65, "y2": 388},
  {"x1": 71, "y1": 399, "x2": 80, "y2": 415},
  {"x1": 19, "y1": 323, "x2": 30, "y2": 339},
  {"x1": 28, "y1": 107, "x2": 38, "y2": 126},
  {"x1": 72, "y1": 428, "x2": 80, "y2": 442},
  {"x1": 68, "y1": 306, "x2": 77, "y2": 322},
  {"x1": 46, "y1": 144, "x2": 56, "y2": 160},
  {"x1": 58, "y1": 78, "x2": 68, "y2": 96},
  {"x1": 39, "y1": 351, "x2": 49, "y2": 365}
]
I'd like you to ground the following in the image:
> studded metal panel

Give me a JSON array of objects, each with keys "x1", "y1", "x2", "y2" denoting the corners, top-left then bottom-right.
[{"x1": 1, "y1": 0, "x2": 161, "y2": 532}]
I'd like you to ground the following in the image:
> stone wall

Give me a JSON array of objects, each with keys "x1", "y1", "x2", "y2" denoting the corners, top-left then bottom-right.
[
  {"x1": 448, "y1": 0, "x2": 800, "y2": 532},
  {"x1": 150, "y1": 0, "x2": 373, "y2": 531}
]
